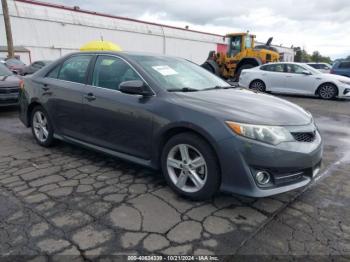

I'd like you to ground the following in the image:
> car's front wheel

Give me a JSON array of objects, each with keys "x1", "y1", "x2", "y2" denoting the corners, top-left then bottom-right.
[
  {"x1": 318, "y1": 83, "x2": 337, "y2": 100},
  {"x1": 31, "y1": 106, "x2": 54, "y2": 147},
  {"x1": 161, "y1": 133, "x2": 220, "y2": 200}
]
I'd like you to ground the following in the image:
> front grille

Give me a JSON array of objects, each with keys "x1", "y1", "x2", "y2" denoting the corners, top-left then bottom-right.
[
  {"x1": 0, "y1": 87, "x2": 19, "y2": 94},
  {"x1": 291, "y1": 131, "x2": 316, "y2": 142}
]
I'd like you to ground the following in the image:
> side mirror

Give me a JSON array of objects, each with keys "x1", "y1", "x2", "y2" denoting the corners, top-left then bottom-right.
[
  {"x1": 119, "y1": 80, "x2": 153, "y2": 97},
  {"x1": 301, "y1": 70, "x2": 311, "y2": 75}
]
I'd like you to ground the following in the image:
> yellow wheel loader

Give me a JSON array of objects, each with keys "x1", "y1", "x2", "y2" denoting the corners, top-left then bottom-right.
[{"x1": 202, "y1": 32, "x2": 280, "y2": 80}]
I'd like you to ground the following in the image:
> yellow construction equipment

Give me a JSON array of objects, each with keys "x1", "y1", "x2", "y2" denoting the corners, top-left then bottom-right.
[
  {"x1": 202, "y1": 32, "x2": 280, "y2": 80},
  {"x1": 80, "y1": 40, "x2": 122, "y2": 52}
]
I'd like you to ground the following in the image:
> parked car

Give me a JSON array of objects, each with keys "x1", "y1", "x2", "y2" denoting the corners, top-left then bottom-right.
[
  {"x1": 19, "y1": 52, "x2": 322, "y2": 200},
  {"x1": 239, "y1": 62, "x2": 350, "y2": 99},
  {"x1": 0, "y1": 63, "x2": 22, "y2": 106},
  {"x1": 331, "y1": 60, "x2": 350, "y2": 78},
  {"x1": 4, "y1": 58, "x2": 26, "y2": 74},
  {"x1": 19, "y1": 60, "x2": 52, "y2": 76},
  {"x1": 307, "y1": 63, "x2": 332, "y2": 73}
]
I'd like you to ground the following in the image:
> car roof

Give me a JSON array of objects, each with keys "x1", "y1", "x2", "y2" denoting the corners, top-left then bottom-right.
[
  {"x1": 72, "y1": 51, "x2": 180, "y2": 60},
  {"x1": 263, "y1": 62, "x2": 306, "y2": 66}
]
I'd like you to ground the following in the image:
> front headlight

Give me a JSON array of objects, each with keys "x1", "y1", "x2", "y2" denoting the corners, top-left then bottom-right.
[
  {"x1": 226, "y1": 121, "x2": 294, "y2": 145},
  {"x1": 339, "y1": 80, "x2": 350, "y2": 85}
]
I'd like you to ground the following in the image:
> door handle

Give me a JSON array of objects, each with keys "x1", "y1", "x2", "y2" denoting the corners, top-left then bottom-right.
[
  {"x1": 84, "y1": 93, "x2": 96, "y2": 101},
  {"x1": 286, "y1": 75, "x2": 292, "y2": 78}
]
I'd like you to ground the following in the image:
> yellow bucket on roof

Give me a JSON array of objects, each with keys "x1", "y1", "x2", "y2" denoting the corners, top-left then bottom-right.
[{"x1": 79, "y1": 40, "x2": 122, "y2": 51}]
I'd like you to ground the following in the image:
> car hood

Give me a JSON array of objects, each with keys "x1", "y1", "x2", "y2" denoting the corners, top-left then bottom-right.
[
  {"x1": 174, "y1": 88, "x2": 312, "y2": 126},
  {"x1": 0, "y1": 75, "x2": 20, "y2": 87}
]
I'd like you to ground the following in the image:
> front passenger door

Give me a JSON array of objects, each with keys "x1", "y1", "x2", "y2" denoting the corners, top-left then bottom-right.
[
  {"x1": 284, "y1": 64, "x2": 317, "y2": 94},
  {"x1": 82, "y1": 55, "x2": 154, "y2": 159}
]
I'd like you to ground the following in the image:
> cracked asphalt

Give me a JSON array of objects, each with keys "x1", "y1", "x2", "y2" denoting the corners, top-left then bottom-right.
[{"x1": 0, "y1": 95, "x2": 349, "y2": 260}]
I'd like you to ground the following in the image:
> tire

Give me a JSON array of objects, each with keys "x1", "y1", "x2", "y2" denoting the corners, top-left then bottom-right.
[
  {"x1": 30, "y1": 106, "x2": 54, "y2": 147},
  {"x1": 161, "y1": 132, "x2": 220, "y2": 200},
  {"x1": 317, "y1": 83, "x2": 337, "y2": 100},
  {"x1": 236, "y1": 64, "x2": 255, "y2": 81},
  {"x1": 249, "y1": 80, "x2": 266, "y2": 92}
]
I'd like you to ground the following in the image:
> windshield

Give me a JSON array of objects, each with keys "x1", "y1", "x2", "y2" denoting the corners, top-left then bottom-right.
[
  {"x1": 302, "y1": 64, "x2": 322, "y2": 75},
  {"x1": 131, "y1": 55, "x2": 230, "y2": 91},
  {"x1": 0, "y1": 63, "x2": 13, "y2": 76}
]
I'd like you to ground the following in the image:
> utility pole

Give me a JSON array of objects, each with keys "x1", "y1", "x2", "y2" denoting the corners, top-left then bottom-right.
[{"x1": 2, "y1": 0, "x2": 15, "y2": 58}]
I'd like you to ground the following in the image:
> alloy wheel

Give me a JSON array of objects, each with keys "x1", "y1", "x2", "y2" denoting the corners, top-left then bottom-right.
[
  {"x1": 250, "y1": 81, "x2": 265, "y2": 92},
  {"x1": 32, "y1": 111, "x2": 49, "y2": 143},
  {"x1": 166, "y1": 144, "x2": 207, "y2": 193},
  {"x1": 319, "y1": 85, "x2": 336, "y2": 99}
]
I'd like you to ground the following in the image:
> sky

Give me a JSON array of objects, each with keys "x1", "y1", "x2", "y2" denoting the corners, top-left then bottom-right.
[{"x1": 44, "y1": 0, "x2": 350, "y2": 59}]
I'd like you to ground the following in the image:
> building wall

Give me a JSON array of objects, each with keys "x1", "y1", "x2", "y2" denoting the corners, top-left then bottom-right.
[
  {"x1": 0, "y1": 0, "x2": 222, "y2": 64},
  {"x1": 0, "y1": 0, "x2": 294, "y2": 64}
]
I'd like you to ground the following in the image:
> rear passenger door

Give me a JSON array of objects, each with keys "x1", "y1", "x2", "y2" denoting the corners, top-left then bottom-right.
[
  {"x1": 82, "y1": 55, "x2": 154, "y2": 159},
  {"x1": 260, "y1": 64, "x2": 285, "y2": 91},
  {"x1": 41, "y1": 55, "x2": 93, "y2": 139}
]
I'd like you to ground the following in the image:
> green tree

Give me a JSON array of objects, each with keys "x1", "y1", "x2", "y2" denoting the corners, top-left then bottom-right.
[
  {"x1": 311, "y1": 51, "x2": 321, "y2": 62},
  {"x1": 293, "y1": 47, "x2": 310, "y2": 62}
]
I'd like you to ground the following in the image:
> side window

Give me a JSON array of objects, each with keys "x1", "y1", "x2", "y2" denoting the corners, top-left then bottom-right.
[
  {"x1": 245, "y1": 36, "x2": 252, "y2": 49},
  {"x1": 293, "y1": 64, "x2": 306, "y2": 74},
  {"x1": 92, "y1": 56, "x2": 142, "y2": 90},
  {"x1": 286, "y1": 64, "x2": 305, "y2": 74},
  {"x1": 274, "y1": 64, "x2": 284, "y2": 72},
  {"x1": 262, "y1": 64, "x2": 284, "y2": 72},
  {"x1": 57, "y1": 55, "x2": 92, "y2": 84},
  {"x1": 46, "y1": 65, "x2": 60, "y2": 79},
  {"x1": 260, "y1": 65, "x2": 269, "y2": 71},
  {"x1": 339, "y1": 62, "x2": 350, "y2": 69}
]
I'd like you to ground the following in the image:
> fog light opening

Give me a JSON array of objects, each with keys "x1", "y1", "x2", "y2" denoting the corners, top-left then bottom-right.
[{"x1": 256, "y1": 171, "x2": 271, "y2": 185}]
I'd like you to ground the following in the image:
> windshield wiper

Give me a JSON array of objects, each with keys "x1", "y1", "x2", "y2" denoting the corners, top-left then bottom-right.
[
  {"x1": 167, "y1": 87, "x2": 199, "y2": 92},
  {"x1": 202, "y1": 85, "x2": 234, "y2": 91}
]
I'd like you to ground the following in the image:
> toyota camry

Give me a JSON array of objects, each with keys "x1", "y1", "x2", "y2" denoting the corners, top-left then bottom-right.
[{"x1": 19, "y1": 52, "x2": 323, "y2": 200}]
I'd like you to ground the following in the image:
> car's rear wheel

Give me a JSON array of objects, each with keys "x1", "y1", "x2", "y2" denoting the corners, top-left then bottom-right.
[
  {"x1": 318, "y1": 83, "x2": 337, "y2": 100},
  {"x1": 249, "y1": 80, "x2": 266, "y2": 92},
  {"x1": 31, "y1": 106, "x2": 54, "y2": 147},
  {"x1": 161, "y1": 133, "x2": 220, "y2": 200}
]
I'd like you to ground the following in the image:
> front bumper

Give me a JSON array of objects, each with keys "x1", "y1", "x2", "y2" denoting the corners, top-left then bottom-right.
[
  {"x1": 217, "y1": 128, "x2": 323, "y2": 197},
  {"x1": 337, "y1": 83, "x2": 350, "y2": 97},
  {"x1": 0, "y1": 88, "x2": 19, "y2": 106}
]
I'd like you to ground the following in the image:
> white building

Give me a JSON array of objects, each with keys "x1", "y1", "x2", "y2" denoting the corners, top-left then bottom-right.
[{"x1": 0, "y1": 0, "x2": 294, "y2": 65}]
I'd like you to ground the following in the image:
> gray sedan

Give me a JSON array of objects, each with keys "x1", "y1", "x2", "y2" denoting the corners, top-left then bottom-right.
[
  {"x1": 0, "y1": 63, "x2": 22, "y2": 106},
  {"x1": 19, "y1": 52, "x2": 323, "y2": 200}
]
